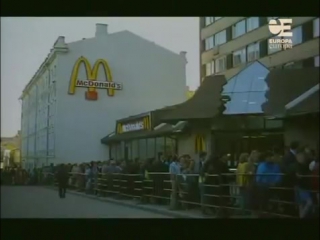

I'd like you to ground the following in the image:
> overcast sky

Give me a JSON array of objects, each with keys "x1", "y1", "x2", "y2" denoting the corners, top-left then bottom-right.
[{"x1": 1, "y1": 17, "x2": 200, "y2": 137}]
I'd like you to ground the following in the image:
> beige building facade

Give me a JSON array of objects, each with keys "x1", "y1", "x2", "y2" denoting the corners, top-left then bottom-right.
[{"x1": 199, "y1": 17, "x2": 319, "y2": 81}]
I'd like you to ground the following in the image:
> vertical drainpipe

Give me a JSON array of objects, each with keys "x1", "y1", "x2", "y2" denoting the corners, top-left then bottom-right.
[
  {"x1": 34, "y1": 85, "x2": 39, "y2": 168},
  {"x1": 26, "y1": 95, "x2": 30, "y2": 168},
  {"x1": 46, "y1": 66, "x2": 50, "y2": 166}
]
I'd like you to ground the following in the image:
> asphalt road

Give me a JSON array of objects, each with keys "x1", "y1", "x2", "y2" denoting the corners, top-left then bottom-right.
[{"x1": 1, "y1": 186, "x2": 172, "y2": 218}]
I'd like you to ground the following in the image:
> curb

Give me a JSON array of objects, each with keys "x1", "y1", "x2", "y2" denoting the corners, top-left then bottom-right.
[{"x1": 44, "y1": 186, "x2": 205, "y2": 218}]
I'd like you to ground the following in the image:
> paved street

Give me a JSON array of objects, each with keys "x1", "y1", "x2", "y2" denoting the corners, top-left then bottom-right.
[{"x1": 1, "y1": 186, "x2": 172, "y2": 218}]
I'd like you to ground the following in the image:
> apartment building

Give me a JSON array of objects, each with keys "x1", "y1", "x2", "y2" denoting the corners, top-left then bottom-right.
[
  {"x1": 199, "y1": 17, "x2": 319, "y2": 82},
  {"x1": 20, "y1": 23, "x2": 188, "y2": 168}
]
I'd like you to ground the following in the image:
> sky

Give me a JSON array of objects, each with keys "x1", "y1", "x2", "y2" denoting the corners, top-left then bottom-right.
[{"x1": 1, "y1": 17, "x2": 200, "y2": 137}]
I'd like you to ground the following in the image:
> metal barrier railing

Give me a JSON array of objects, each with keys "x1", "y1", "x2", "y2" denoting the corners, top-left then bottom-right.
[{"x1": 48, "y1": 172, "x2": 319, "y2": 218}]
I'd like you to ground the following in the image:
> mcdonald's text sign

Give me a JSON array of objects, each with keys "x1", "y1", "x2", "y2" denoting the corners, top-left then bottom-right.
[
  {"x1": 117, "y1": 116, "x2": 151, "y2": 134},
  {"x1": 68, "y1": 57, "x2": 123, "y2": 101}
]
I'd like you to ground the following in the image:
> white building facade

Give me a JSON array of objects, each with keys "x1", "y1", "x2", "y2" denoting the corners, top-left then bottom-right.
[{"x1": 21, "y1": 24, "x2": 187, "y2": 168}]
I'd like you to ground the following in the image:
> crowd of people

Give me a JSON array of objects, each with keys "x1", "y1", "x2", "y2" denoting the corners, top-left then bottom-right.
[
  {"x1": 1, "y1": 167, "x2": 54, "y2": 185},
  {"x1": 234, "y1": 142, "x2": 319, "y2": 218},
  {"x1": 2, "y1": 140, "x2": 318, "y2": 219},
  {"x1": 52, "y1": 141, "x2": 319, "y2": 218}
]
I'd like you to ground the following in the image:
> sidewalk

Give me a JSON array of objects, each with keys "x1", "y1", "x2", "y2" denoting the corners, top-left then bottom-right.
[{"x1": 45, "y1": 186, "x2": 255, "y2": 218}]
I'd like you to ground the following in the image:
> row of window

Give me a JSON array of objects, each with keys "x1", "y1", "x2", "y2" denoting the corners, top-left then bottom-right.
[
  {"x1": 23, "y1": 98, "x2": 55, "y2": 115},
  {"x1": 204, "y1": 17, "x2": 223, "y2": 26},
  {"x1": 204, "y1": 17, "x2": 260, "y2": 51},
  {"x1": 203, "y1": 17, "x2": 319, "y2": 53},
  {"x1": 35, "y1": 131, "x2": 55, "y2": 152},
  {"x1": 23, "y1": 83, "x2": 56, "y2": 113},
  {"x1": 207, "y1": 54, "x2": 319, "y2": 77},
  {"x1": 38, "y1": 65, "x2": 57, "y2": 91},
  {"x1": 205, "y1": 41, "x2": 260, "y2": 76},
  {"x1": 204, "y1": 18, "x2": 319, "y2": 76},
  {"x1": 205, "y1": 29, "x2": 227, "y2": 50},
  {"x1": 110, "y1": 137, "x2": 177, "y2": 160},
  {"x1": 233, "y1": 17, "x2": 260, "y2": 38},
  {"x1": 275, "y1": 56, "x2": 319, "y2": 69},
  {"x1": 23, "y1": 113, "x2": 55, "y2": 137}
]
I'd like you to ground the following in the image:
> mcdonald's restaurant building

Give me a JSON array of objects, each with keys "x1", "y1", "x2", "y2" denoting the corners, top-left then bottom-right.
[
  {"x1": 102, "y1": 61, "x2": 319, "y2": 166},
  {"x1": 101, "y1": 107, "x2": 208, "y2": 160},
  {"x1": 20, "y1": 23, "x2": 188, "y2": 168}
]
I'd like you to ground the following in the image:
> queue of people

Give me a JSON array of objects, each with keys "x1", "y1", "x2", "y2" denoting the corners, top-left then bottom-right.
[
  {"x1": 3, "y1": 141, "x2": 318, "y2": 219},
  {"x1": 234, "y1": 142, "x2": 319, "y2": 218},
  {"x1": 1, "y1": 167, "x2": 41, "y2": 185}
]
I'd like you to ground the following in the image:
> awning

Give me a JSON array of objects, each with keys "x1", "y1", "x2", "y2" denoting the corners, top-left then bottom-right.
[
  {"x1": 101, "y1": 121, "x2": 188, "y2": 144},
  {"x1": 159, "y1": 75, "x2": 227, "y2": 123},
  {"x1": 262, "y1": 67, "x2": 319, "y2": 117}
]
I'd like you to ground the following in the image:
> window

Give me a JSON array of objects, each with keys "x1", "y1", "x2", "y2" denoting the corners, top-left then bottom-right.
[
  {"x1": 215, "y1": 30, "x2": 226, "y2": 46},
  {"x1": 164, "y1": 137, "x2": 176, "y2": 156},
  {"x1": 139, "y1": 139, "x2": 147, "y2": 159},
  {"x1": 155, "y1": 137, "x2": 165, "y2": 159},
  {"x1": 131, "y1": 140, "x2": 139, "y2": 159},
  {"x1": 247, "y1": 42, "x2": 260, "y2": 62},
  {"x1": 268, "y1": 36, "x2": 282, "y2": 54},
  {"x1": 146, "y1": 138, "x2": 155, "y2": 158},
  {"x1": 267, "y1": 17, "x2": 278, "y2": 22},
  {"x1": 205, "y1": 36, "x2": 214, "y2": 50},
  {"x1": 215, "y1": 56, "x2": 226, "y2": 73},
  {"x1": 214, "y1": 17, "x2": 222, "y2": 21},
  {"x1": 205, "y1": 17, "x2": 214, "y2": 26},
  {"x1": 314, "y1": 18, "x2": 319, "y2": 38},
  {"x1": 205, "y1": 61, "x2": 215, "y2": 76},
  {"x1": 233, "y1": 48, "x2": 247, "y2": 67},
  {"x1": 290, "y1": 26, "x2": 302, "y2": 46},
  {"x1": 315, "y1": 56, "x2": 319, "y2": 67},
  {"x1": 246, "y1": 17, "x2": 259, "y2": 32},
  {"x1": 233, "y1": 20, "x2": 246, "y2": 38}
]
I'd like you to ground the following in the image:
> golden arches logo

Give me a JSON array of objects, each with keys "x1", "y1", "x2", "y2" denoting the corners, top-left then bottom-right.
[
  {"x1": 68, "y1": 57, "x2": 122, "y2": 100},
  {"x1": 143, "y1": 116, "x2": 150, "y2": 130},
  {"x1": 195, "y1": 135, "x2": 206, "y2": 153},
  {"x1": 117, "y1": 123, "x2": 123, "y2": 134}
]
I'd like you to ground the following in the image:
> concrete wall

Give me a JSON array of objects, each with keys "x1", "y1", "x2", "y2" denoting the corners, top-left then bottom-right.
[
  {"x1": 284, "y1": 115, "x2": 319, "y2": 151},
  {"x1": 54, "y1": 30, "x2": 187, "y2": 164}
]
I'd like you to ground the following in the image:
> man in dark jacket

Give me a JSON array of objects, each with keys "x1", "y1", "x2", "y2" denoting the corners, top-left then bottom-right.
[
  {"x1": 56, "y1": 164, "x2": 69, "y2": 198},
  {"x1": 282, "y1": 141, "x2": 300, "y2": 216},
  {"x1": 283, "y1": 141, "x2": 300, "y2": 171},
  {"x1": 212, "y1": 154, "x2": 230, "y2": 217}
]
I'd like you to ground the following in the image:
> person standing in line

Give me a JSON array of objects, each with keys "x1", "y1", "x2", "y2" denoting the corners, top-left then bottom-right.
[
  {"x1": 255, "y1": 151, "x2": 282, "y2": 217},
  {"x1": 10, "y1": 168, "x2": 16, "y2": 185},
  {"x1": 244, "y1": 150, "x2": 259, "y2": 213},
  {"x1": 282, "y1": 141, "x2": 300, "y2": 216},
  {"x1": 56, "y1": 164, "x2": 69, "y2": 199},
  {"x1": 85, "y1": 164, "x2": 93, "y2": 194},
  {"x1": 169, "y1": 155, "x2": 181, "y2": 210},
  {"x1": 236, "y1": 153, "x2": 250, "y2": 215},
  {"x1": 292, "y1": 150, "x2": 314, "y2": 218},
  {"x1": 92, "y1": 162, "x2": 99, "y2": 195}
]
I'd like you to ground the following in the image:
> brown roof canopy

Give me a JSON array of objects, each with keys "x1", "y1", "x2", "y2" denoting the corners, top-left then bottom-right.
[
  {"x1": 286, "y1": 86, "x2": 319, "y2": 116},
  {"x1": 159, "y1": 75, "x2": 227, "y2": 123},
  {"x1": 262, "y1": 67, "x2": 319, "y2": 116},
  {"x1": 101, "y1": 122, "x2": 188, "y2": 144}
]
